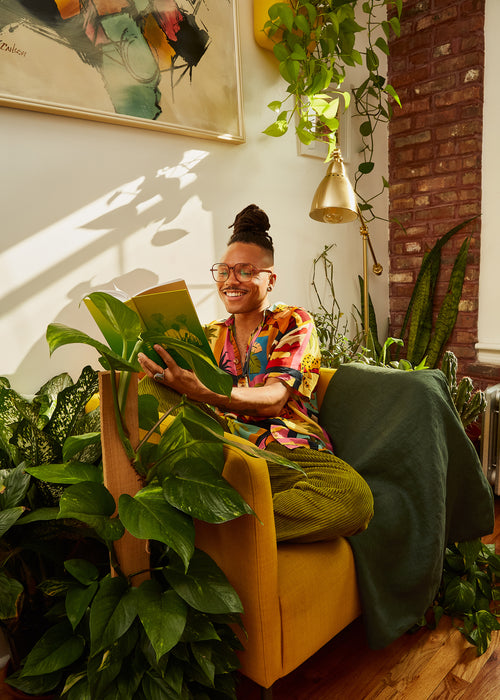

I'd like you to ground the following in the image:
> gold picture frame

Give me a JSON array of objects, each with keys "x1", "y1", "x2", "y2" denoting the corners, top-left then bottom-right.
[{"x1": 0, "y1": 0, "x2": 245, "y2": 143}]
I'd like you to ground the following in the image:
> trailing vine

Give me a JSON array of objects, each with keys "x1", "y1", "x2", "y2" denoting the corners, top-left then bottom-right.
[{"x1": 261, "y1": 0, "x2": 402, "y2": 220}]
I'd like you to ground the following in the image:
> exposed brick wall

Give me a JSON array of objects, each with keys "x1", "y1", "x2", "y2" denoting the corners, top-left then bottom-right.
[{"x1": 387, "y1": 0, "x2": 499, "y2": 388}]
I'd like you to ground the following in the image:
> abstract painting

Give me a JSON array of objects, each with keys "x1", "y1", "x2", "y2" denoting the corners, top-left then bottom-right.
[{"x1": 0, "y1": 0, "x2": 244, "y2": 142}]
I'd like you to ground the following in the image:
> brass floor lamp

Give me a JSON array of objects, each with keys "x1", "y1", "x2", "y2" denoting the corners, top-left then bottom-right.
[{"x1": 309, "y1": 148, "x2": 383, "y2": 343}]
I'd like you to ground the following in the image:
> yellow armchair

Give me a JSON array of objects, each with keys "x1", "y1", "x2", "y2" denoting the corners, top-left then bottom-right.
[
  {"x1": 195, "y1": 369, "x2": 360, "y2": 693},
  {"x1": 99, "y1": 369, "x2": 359, "y2": 697}
]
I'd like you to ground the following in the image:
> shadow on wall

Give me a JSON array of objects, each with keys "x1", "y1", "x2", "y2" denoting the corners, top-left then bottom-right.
[{"x1": 2, "y1": 148, "x2": 219, "y2": 393}]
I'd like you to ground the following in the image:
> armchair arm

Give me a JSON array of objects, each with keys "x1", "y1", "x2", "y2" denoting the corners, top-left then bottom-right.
[{"x1": 195, "y1": 435, "x2": 282, "y2": 685}]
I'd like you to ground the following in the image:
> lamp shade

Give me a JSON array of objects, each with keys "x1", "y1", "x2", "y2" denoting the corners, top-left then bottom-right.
[{"x1": 309, "y1": 149, "x2": 358, "y2": 223}]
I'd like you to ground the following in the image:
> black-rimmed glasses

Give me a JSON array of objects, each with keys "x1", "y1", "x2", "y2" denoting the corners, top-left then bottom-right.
[{"x1": 210, "y1": 262, "x2": 273, "y2": 283}]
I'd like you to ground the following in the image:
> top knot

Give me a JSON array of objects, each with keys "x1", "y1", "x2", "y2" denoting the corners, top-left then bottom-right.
[{"x1": 227, "y1": 204, "x2": 274, "y2": 256}]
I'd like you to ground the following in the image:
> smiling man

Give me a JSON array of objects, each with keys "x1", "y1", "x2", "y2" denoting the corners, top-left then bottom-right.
[{"x1": 138, "y1": 204, "x2": 373, "y2": 543}]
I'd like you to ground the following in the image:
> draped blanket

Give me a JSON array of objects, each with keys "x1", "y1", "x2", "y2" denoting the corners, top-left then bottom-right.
[{"x1": 319, "y1": 363, "x2": 495, "y2": 649}]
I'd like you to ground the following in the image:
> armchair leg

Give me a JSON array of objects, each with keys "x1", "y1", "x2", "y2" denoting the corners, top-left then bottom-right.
[{"x1": 261, "y1": 686, "x2": 273, "y2": 700}]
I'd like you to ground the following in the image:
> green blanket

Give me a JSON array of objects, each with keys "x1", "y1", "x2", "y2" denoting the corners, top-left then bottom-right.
[{"x1": 319, "y1": 363, "x2": 495, "y2": 649}]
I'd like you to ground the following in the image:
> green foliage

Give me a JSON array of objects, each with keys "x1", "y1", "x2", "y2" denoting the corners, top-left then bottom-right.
[
  {"x1": 440, "y1": 351, "x2": 486, "y2": 429},
  {"x1": 399, "y1": 218, "x2": 476, "y2": 368},
  {"x1": 2, "y1": 290, "x2": 301, "y2": 697},
  {"x1": 262, "y1": 0, "x2": 402, "y2": 218},
  {"x1": 424, "y1": 540, "x2": 500, "y2": 656}
]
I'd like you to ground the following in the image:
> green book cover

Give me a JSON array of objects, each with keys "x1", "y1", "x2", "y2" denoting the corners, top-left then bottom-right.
[{"x1": 84, "y1": 280, "x2": 215, "y2": 369}]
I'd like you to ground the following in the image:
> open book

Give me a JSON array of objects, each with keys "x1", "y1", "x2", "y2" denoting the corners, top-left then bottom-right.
[{"x1": 85, "y1": 280, "x2": 215, "y2": 369}]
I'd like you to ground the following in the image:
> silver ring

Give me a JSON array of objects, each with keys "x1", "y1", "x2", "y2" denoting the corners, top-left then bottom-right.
[{"x1": 153, "y1": 372, "x2": 164, "y2": 382}]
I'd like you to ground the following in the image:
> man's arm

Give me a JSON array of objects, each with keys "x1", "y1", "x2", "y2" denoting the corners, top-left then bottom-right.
[{"x1": 138, "y1": 345, "x2": 292, "y2": 417}]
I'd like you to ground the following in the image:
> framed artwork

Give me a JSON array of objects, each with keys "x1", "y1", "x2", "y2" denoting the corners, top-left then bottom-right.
[{"x1": 0, "y1": 0, "x2": 245, "y2": 143}]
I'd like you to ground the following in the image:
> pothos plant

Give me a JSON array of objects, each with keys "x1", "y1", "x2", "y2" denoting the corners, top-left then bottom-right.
[
  {"x1": 1, "y1": 292, "x2": 299, "y2": 699},
  {"x1": 261, "y1": 0, "x2": 402, "y2": 218}
]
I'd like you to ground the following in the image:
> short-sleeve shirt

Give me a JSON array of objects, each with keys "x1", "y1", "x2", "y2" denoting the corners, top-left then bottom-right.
[{"x1": 204, "y1": 303, "x2": 332, "y2": 451}]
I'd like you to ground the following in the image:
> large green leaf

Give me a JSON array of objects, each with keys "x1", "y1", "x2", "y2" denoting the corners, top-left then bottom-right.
[
  {"x1": 444, "y1": 578, "x2": 476, "y2": 613},
  {"x1": 154, "y1": 402, "x2": 224, "y2": 476},
  {"x1": 58, "y1": 482, "x2": 124, "y2": 541},
  {"x1": 426, "y1": 237, "x2": 470, "y2": 367},
  {"x1": 164, "y1": 549, "x2": 243, "y2": 615},
  {"x1": 86, "y1": 291, "x2": 142, "y2": 343},
  {"x1": 140, "y1": 332, "x2": 233, "y2": 397},
  {"x1": 136, "y1": 579, "x2": 187, "y2": 660},
  {"x1": 0, "y1": 463, "x2": 30, "y2": 509},
  {"x1": 46, "y1": 323, "x2": 140, "y2": 373},
  {"x1": 406, "y1": 250, "x2": 440, "y2": 364},
  {"x1": 63, "y1": 432, "x2": 101, "y2": 462},
  {"x1": 163, "y1": 457, "x2": 254, "y2": 523},
  {"x1": 118, "y1": 487, "x2": 194, "y2": 570},
  {"x1": 399, "y1": 218, "x2": 476, "y2": 345},
  {"x1": 0, "y1": 571, "x2": 24, "y2": 620},
  {"x1": 0, "y1": 506, "x2": 25, "y2": 537},
  {"x1": 66, "y1": 581, "x2": 99, "y2": 630},
  {"x1": 21, "y1": 621, "x2": 85, "y2": 676},
  {"x1": 26, "y1": 462, "x2": 102, "y2": 485},
  {"x1": 65, "y1": 558, "x2": 100, "y2": 585},
  {"x1": 44, "y1": 366, "x2": 99, "y2": 446},
  {"x1": 89, "y1": 575, "x2": 137, "y2": 656}
]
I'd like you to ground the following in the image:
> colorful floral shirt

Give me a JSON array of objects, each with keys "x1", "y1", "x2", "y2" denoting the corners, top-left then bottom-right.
[{"x1": 204, "y1": 303, "x2": 332, "y2": 451}]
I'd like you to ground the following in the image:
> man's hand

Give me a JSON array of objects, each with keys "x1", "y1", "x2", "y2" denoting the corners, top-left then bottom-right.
[{"x1": 138, "y1": 345, "x2": 209, "y2": 402}]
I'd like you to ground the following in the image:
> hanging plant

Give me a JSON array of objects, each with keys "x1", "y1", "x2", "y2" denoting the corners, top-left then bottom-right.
[{"x1": 259, "y1": 0, "x2": 402, "y2": 217}]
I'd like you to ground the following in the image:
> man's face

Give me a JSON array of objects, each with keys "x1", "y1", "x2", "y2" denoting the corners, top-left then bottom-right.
[{"x1": 216, "y1": 242, "x2": 275, "y2": 316}]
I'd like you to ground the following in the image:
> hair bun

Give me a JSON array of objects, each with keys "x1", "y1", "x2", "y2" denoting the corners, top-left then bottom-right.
[{"x1": 228, "y1": 204, "x2": 274, "y2": 255}]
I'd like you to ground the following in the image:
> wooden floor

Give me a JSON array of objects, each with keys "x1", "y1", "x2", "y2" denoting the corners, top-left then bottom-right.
[{"x1": 236, "y1": 497, "x2": 500, "y2": 700}]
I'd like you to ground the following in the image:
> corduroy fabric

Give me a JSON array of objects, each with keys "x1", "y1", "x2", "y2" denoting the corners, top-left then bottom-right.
[{"x1": 266, "y1": 442, "x2": 374, "y2": 543}]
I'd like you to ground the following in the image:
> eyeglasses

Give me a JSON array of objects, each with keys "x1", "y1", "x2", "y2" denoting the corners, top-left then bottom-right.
[{"x1": 210, "y1": 262, "x2": 273, "y2": 283}]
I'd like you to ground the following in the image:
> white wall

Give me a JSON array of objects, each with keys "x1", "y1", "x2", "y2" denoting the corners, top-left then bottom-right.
[
  {"x1": 477, "y1": 0, "x2": 500, "y2": 364},
  {"x1": 0, "y1": 0, "x2": 389, "y2": 395}
]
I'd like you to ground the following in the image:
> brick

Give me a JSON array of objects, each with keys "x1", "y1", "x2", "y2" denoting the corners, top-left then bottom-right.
[
  {"x1": 462, "y1": 172, "x2": 480, "y2": 186},
  {"x1": 416, "y1": 6, "x2": 458, "y2": 32},
  {"x1": 414, "y1": 75, "x2": 456, "y2": 96},
  {"x1": 390, "y1": 272, "x2": 414, "y2": 284},
  {"x1": 435, "y1": 121, "x2": 481, "y2": 140},
  {"x1": 392, "y1": 129, "x2": 432, "y2": 149},
  {"x1": 432, "y1": 191, "x2": 459, "y2": 203},
  {"x1": 392, "y1": 163, "x2": 433, "y2": 180},
  {"x1": 434, "y1": 54, "x2": 484, "y2": 78},
  {"x1": 435, "y1": 85, "x2": 481, "y2": 107},
  {"x1": 390, "y1": 117, "x2": 413, "y2": 135},
  {"x1": 434, "y1": 158, "x2": 461, "y2": 173},
  {"x1": 458, "y1": 202, "x2": 481, "y2": 217},
  {"x1": 414, "y1": 204, "x2": 456, "y2": 221},
  {"x1": 406, "y1": 241, "x2": 422, "y2": 253},
  {"x1": 416, "y1": 175, "x2": 458, "y2": 192}
]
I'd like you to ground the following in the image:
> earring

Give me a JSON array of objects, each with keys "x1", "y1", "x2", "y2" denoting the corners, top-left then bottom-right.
[{"x1": 267, "y1": 285, "x2": 272, "y2": 292}]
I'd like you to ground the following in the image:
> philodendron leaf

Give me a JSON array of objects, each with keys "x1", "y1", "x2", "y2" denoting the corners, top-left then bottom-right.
[
  {"x1": 65, "y1": 558, "x2": 100, "y2": 585},
  {"x1": 0, "y1": 506, "x2": 25, "y2": 538},
  {"x1": 26, "y1": 462, "x2": 102, "y2": 485},
  {"x1": 63, "y1": 432, "x2": 101, "y2": 462},
  {"x1": 58, "y1": 482, "x2": 124, "y2": 541},
  {"x1": 66, "y1": 581, "x2": 99, "y2": 630},
  {"x1": 0, "y1": 462, "x2": 30, "y2": 509},
  {"x1": 136, "y1": 579, "x2": 187, "y2": 661},
  {"x1": 164, "y1": 549, "x2": 243, "y2": 615},
  {"x1": 85, "y1": 291, "x2": 142, "y2": 342},
  {"x1": 46, "y1": 323, "x2": 140, "y2": 373},
  {"x1": 444, "y1": 578, "x2": 476, "y2": 613},
  {"x1": 21, "y1": 621, "x2": 85, "y2": 676},
  {"x1": 0, "y1": 570, "x2": 24, "y2": 620},
  {"x1": 141, "y1": 332, "x2": 233, "y2": 397},
  {"x1": 119, "y1": 486, "x2": 195, "y2": 570},
  {"x1": 89, "y1": 575, "x2": 137, "y2": 656},
  {"x1": 163, "y1": 457, "x2": 254, "y2": 523}
]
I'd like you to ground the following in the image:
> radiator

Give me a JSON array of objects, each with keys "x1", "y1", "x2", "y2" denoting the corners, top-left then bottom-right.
[{"x1": 481, "y1": 383, "x2": 500, "y2": 496}]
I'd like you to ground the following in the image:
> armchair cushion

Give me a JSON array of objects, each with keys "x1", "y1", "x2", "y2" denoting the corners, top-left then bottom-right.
[{"x1": 320, "y1": 363, "x2": 495, "y2": 649}]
